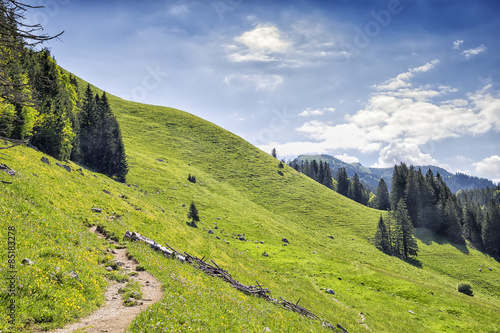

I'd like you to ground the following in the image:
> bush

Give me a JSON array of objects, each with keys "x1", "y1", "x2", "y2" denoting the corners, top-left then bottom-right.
[{"x1": 457, "y1": 282, "x2": 473, "y2": 296}]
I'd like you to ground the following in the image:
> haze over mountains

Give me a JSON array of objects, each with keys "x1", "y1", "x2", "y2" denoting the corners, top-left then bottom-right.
[{"x1": 298, "y1": 154, "x2": 497, "y2": 193}]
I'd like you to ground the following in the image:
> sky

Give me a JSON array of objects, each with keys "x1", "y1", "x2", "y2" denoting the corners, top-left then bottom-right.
[{"x1": 26, "y1": 0, "x2": 500, "y2": 183}]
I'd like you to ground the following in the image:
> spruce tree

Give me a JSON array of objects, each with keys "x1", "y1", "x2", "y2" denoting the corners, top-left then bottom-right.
[
  {"x1": 322, "y1": 163, "x2": 334, "y2": 190},
  {"x1": 404, "y1": 167, "x2": 422, "y2": 227},
  {"x1": 375, "y1": 178, "x2": 390, "y2": 211},
  {"x1": 393, "y1": 199, "x2": 419, "y2": 257},
  {"x1": 482, "y1": 200, "x2": 500, "y2": 255},
  {"x1": 390, "y1": 163, "x2": 408, "y2": 210},
  {"x1": 375, "y1": 215, "x2": 390, "y2": 252},
  {"x1": 187, "y1": 201, "x2": 200, "y2": 225},
  {"x1": 336, "y1": 167, "x2": 350, "y2": 197}
]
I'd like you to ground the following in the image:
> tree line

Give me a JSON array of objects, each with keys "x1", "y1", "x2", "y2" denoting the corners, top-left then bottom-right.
[
  {"x1": 287, "y1": 156, "x2": 499, "y2": 258},
  {"x1": 375, "y1": 163, "x2": 500, "y2": 257},
  {"x1": 0, "y1": 2, "x2": 128, "y2": 181}
]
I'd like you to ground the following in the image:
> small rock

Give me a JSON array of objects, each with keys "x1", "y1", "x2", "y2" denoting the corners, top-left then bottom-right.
[
  {"x1": 264, "y1": 327, "x2": 271, "y2": 332},
  {"x1": 488, "y1": 267, "x2": 492, "y2": 271},
  {"x1": 408, "y1": 310, "x2": 416, "y2": 315},
  {"x1": 208, "y1": 230, "x2": 214, "y2": 234},
  {"x1": 313, "y1": 251, "x2": 317, "y2": 254},
  {"x1": 182, "y1": 204, "x2": 186, "y2": 207},
  {"x1": 260, "y1": 241, "x2": 265, "y2": 244},
  {"x1": 63, "y1": 165, "x2": 71, "y2": 172},
  {"x1": 262, "y1": 252, "x2": 268, "y2": 257},
  {"x1": 56, "y1": 162, "x2": 62, "y2": 167},
  {"x1": 130, "y1": 291, "x2": 141, "y2": 299},
  {"x1": 103, "y1": 190, "x2": 111, "y2": 194},
  {"x1": 239, "y1": 236, "x2": 246, "y2": 241},
  {"x1": 21, "y1": 258, "x2": 34, "y2": 266},
  {"x1": 91, "y1": 207, "x2": 102, "y2": 213},
  {"x1": 80, "y1": 173, "x2": 85, "y2": 176},
  {"x1": 68, "y1": 271, "x2": 80, "y2": 280},
  {"x1": 327, "y1": 236, "x2": 334, "y2": 240},
  {"x1": 105, "y1": 266, "x2": 113, "y2": 271},
  {"x1": 214, "y1": 225, "x2": 218, "y2": 229},
  {"x1": 282, "y1": 238, "x2": 289, "y2": 243},
  {"x1": 326, "y1": 289, "x2": 335, "y2": 295},
  {"x1": 478, "y1": 269, "x2": 482, "y2": 272},
  {"x1": 41, "y1": 157, "x2": 50, "y2": 165},
  {"x1": 215, "y1": 236, "x2": 220, "y2": 240},
  {"x1": 217, "y1": 217, "x2": 221, "y2": 220}
]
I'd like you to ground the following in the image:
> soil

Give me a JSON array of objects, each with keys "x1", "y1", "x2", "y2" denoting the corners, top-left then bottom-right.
[{"x1": 49, "y1": 226, "x2": 163, "y2": 333}]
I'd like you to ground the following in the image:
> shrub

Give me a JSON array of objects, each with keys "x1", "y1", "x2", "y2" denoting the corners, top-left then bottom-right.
[{"x1": 457, "y1": 282, "x2": 473, "y2": 296}]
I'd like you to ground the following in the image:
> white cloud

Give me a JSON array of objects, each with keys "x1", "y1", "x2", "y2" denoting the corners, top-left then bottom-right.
[
  {"x1": 224, "y1": 74, "x2": 284, "y2": 91},
  {"x1": 373, "y1": 59, "x2": 439, "y2": 91},
  {"x1": 473, "y1": 155, "x2": 500, "y2": 183},
  {"x1": 453, "y1": 39, "x2": 464, "y2": 50},
  {"x1": 334, "y1": 153, "x2": 359, "y2": 164},
  {"x1": 226, "y1": 24, "x2": 291, "y2": 63},
  {"x1": 461, "y1": 45, "x2": 486, "y2": 60},
  {"x1": 372, "y1": 142, "x2": 451, "y2": 170},
  {"x1": 298, "y1": 107, "x2": 335, "y2": 117}
]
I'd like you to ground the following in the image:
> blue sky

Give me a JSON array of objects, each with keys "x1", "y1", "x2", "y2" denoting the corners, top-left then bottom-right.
[{"x1": 28, "y1": 0, "x2": 500, "y2": 182}]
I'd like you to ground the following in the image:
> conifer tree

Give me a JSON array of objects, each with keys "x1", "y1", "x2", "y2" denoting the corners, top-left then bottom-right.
[
  {"x1": 390, "y1": 163, "x2": 408, "y2": 210},
  {"x1": 350, "y1": 173, "x2": 364, "y2": 204},
  {"x1": 482, "y1": 200, "x2": 500, "y2": 255},
  {"x1": 393, "y1": 199, "x2": 419, "y2": 257},
  {"x1": 375, "y1": 178, "x2": 390, "y2": 211},
  {"x1": 404, "y1": 167, "x2": 422, "y2": 227},
  {"x1": 322, "y1": 163, "x2": 334, "y2": 190},
  {"x1": 187, "y1": 201, "x2": 200, "y2": 225},
  {"x1": 375, "y1": 215, "x2": 390, "y2": 252},
  {"x1": 336, "y1": 167, "x2": 350, "y2": 197}
]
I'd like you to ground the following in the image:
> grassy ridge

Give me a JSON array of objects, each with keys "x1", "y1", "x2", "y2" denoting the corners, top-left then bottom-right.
[{"x1": 0, "y1": 77, "x2": 499, "y2": 331}]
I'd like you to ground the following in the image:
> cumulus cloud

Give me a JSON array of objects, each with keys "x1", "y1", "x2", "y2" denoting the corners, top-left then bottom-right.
[
  {"x1": 271, "y1": 60, "x2": 500, "y2": 166},
  {"x1": 226, "y1": 24, "x2": 291, "y2": 62},
  {"x1": 473, "y1": 155, "x2": 500, "y2": 183},
  {"x1": 372, "y1": 142, "x2": 451, "y2": 169},
  {"x1": 298, "y1": 107, "x2": 335, "y2": 117},
  {"x1": 461, "y1": 45, "x2": 486, "y2": 60},
  {"x1": 224, "y1": 74, "x2": 284, "y2": 91},
  {"x1": 335, "y1": 153, "x2": 359, "y2": 164}
]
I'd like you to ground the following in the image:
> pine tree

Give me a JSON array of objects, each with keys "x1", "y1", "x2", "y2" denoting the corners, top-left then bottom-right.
[
  {"x1": 336, "y1": 167, "x2": 350, "y2": 197},
  {"x1": 462, "y1": 202, "x2": 484, "y2": 249},
  {"x1": 322, "y1": 163, "x2": 334, "y2": 190},
  {"x1": 375, "y1": 215, "x2": 390, "y2": 252},
  {"x1": 482, "y1": 200, "x2": 500, "y2": 255},
  {"x1": 390, "y1": 163, "x2": 408, "y2": 210},
  {"x1": 404, "y1": 167, "x2": 422, "y2": 227},
  {"x1": 187, "y1": 201, "x2": 200, "y2": 224},
  {"x1": 271, "y1": 148, "x2": 277, "y2": 159},
  {"x1": 393, "y1": 199, "x2": 419, "y2": 257},
  {"x1": 440, "y1": 198, "x2": 465, "y2": 244},
  {"x1": 350, "y1": 173, "x2": 364, "y2": 204},
  {"x1": 375, "y1": 178, "x2": 390, "y2": 211}
]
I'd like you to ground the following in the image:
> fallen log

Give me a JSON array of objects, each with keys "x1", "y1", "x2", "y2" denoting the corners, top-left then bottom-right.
[{"x1": 122, "y1": 230, "x2": 339, "y2": 330}]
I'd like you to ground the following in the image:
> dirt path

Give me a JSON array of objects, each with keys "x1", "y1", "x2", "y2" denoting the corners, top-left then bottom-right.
[{"x1": 49, "y1": 227, "x2": 163, "y2": 333}]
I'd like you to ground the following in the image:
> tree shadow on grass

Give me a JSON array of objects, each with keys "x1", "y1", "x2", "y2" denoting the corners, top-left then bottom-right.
[
  {"x1": 402, "y1": 256, "x2": 422, "y2": 269},
  {"x1": 186, "y1": 221, "x2": 198, "y2": 228},
  {"x1": 415, "y1": 228, "x2": 469, "y2": 255}
]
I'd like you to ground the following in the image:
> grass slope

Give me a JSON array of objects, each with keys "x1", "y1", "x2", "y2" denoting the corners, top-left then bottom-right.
[{"x1": 0, "y1": 78, "x2": 499, "y2": 332}]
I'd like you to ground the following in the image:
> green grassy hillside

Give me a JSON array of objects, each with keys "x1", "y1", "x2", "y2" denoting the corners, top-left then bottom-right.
[{"x1": 1, "y1": 78, "x2": 499, "y2": 332}]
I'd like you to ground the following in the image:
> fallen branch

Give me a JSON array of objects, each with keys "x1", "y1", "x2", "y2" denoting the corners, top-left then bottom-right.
[{"x1": 123, "y1": 230, "x2": 344, "y2": 331}]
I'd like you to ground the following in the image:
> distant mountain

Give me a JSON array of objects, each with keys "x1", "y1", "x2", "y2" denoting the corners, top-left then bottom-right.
[{"x1": 298, "y1": 154, "x2": 496, "y2": 193}]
